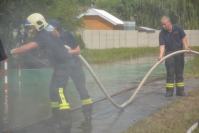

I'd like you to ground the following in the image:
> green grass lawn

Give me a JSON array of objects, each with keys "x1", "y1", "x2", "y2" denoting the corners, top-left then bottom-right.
[
  {"x1": 194, "y1": 128, "x2": 199, "y2": 133},
  {"x1": 124, "y1": 88, "x2": 199, "y2": 133},
  {"x1": 81, "y1": 46, "x2": 199, "y2": 77},
  {"x1": 185, "y1": 47, "x2": 199, "y2": 77},
  {"x1": 81, "y1": 47, "x2": 158, "y2": 64}
]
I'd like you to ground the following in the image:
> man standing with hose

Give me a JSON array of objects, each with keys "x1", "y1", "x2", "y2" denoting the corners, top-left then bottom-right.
[
  {"x1": 10, "y1": 13, "x2": 72, "y2": 133},
  {"x1": 159, "y1": 16, "x2": 190, "y2": 97},
  {"x1": 49, "y1": 20, "x2": 93, "y2": 132}
]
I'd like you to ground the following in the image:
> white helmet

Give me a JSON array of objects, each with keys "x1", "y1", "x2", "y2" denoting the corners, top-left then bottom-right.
[{"x1": 26, "y1": 13, "x2": 48, "y2": 31}]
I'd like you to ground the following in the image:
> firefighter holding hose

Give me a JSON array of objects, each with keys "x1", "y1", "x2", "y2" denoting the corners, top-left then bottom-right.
[
  {"x1": 159, "y1": 16, "x2": 190, "y2": 97},
  {"x1": 49, "y1": 20, "x2": 93, "y2": 132},
  {"x1": 10, "y1": 13, "x2": 73, "y2": 133}
]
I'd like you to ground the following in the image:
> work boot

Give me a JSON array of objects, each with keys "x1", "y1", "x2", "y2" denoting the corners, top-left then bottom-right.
[
  {"x1": 80, "y1": 120, "x2": 92, "y2": 133},
  {"x1": 58, "y1": 110, "x2": 72, "y2": 133},
  {"x1": 165, "y1": 89, "x2": 174, "y2": 97},
  {"x1": 176, "y1": 88, "x2": 185, "y2": 96},
  {"x1": 80, "y1": 104, "x2": 93, "y2": 133},
  {"x1": 51, "y1": 109, "x2": 72, "y2": 133},
  {"x1": 82, "y1": 104, "x2": 92, "y2": 119}
]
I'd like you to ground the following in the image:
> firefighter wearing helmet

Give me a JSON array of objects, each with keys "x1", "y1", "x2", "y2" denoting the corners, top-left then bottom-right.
[
  {"x1": 10, "y1": 13, "x2": 73, "y2": 133},
  {"x1": 26, "y1": 13, "x2": 48, "y2": 31}
]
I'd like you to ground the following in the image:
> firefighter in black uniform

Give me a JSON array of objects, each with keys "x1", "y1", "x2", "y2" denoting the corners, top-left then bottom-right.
[
  {"x1": 49, "y1": 20, "x2": 93, "y2": 132},
  {"x1": 159, "y1": 16, "x2": 190, "y2": 97},
  {"x1": 10, "y1": 13, "x2": 72, "y2": 133}
]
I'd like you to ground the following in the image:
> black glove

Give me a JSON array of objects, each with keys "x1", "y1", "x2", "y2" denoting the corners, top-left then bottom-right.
[{"x1": 0, "y1": 39, "x2": 7, "y2": 61}]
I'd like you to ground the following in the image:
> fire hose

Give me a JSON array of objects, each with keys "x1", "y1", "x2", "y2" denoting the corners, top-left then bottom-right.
[
  {"x1": 8, "y1": 44, "x2": 199, "y2": 109},
  {"x1": 78, "y1": 49, "x2": 199, "y2": 109},
  {"x1": 187, "y1": 121, "x2": 199, "y2": 133}
]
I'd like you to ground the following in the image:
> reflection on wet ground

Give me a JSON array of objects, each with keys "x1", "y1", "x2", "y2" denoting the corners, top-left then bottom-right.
[{"x1": 12, "y1": 78, "x2": 199, "y2": 133}]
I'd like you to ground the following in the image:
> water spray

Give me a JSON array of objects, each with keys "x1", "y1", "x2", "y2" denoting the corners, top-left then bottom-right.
[
  {"x1": 3, "y1": 60, "x2": 9, "y2": 132},
  {"x1": 16, "y1": 24, "x2": 26, "y2": 96}
]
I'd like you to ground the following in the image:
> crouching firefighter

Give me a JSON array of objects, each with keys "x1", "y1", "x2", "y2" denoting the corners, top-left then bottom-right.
[
  {"x1": 159, "y1": 16, "x2": 190, "y2": 97},
  {"x1": 10, "y1": 13, "x2": 72, "y2": 133},
  {"x1": 49, "y1": 20, "x2": 93, "y2": 132}
]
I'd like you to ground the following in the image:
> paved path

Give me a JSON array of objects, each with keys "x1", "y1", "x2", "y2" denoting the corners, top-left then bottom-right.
[{"x1": 13, "y1": 78, "x2": 199, "y2": 133}]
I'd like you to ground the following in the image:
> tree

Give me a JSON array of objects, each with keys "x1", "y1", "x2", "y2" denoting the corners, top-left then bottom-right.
[
  {"x1": 0, "y1": 0, "x2": 81, "y2": 50},
  {"x1": 94, "y1": 0, "x2": 199, "y2": 29},
  {"x1": 47, "y1": 0, "x2": 81, "y2": 31}
]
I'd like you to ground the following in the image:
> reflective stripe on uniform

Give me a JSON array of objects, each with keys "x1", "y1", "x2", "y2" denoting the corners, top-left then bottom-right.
[
  {"x1": 51, "y1": 102, "x2": 70, "y2": 110},
  {"x1": 59, "y1": 103, "x2": 70, "y2": 110},
  {"x1": 82, "y1": 98, "x2": 93, "y2": 105},
  {"x1": 166, "y1": 83, "x2": 175, "y2": 88},
  {"x1": 176, "y1": 82, "x2": 185, "y2": 87},
  {"x1": 58, "y1": 88, "x2": 71, "y2": 110}
]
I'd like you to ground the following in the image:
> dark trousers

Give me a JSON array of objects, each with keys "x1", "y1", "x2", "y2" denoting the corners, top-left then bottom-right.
[
  {"x1": 49, "y1": 59, "x2": 92, "y2": 132},
  {"x1": 165, "y1": 53, "x2": 185, "y2": 90},
  {"x1": 49, "y1": 59, "x2": 90, "y2": 105}
]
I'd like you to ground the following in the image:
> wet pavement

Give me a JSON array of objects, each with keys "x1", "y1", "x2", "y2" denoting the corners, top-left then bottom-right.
[
  {"x1": 12, "y1": 78, "x2": 199, "y2": 133},
  {"x1": 2, "y1": 55, "x2": 197, "y2": 132},
  {"x1": 5, "y1": 56, "x2": 166, "y2": 130}
]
